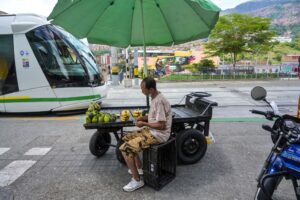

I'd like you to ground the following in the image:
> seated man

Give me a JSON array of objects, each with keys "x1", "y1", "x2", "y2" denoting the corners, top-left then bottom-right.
[{"x1": 119, "y1": 77, "x2": 172, "y2": 192}]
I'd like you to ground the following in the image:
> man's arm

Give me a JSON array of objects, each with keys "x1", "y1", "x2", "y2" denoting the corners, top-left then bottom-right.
[{"x1": 136, "y1": 120, "x2": 166, "y2": 130}]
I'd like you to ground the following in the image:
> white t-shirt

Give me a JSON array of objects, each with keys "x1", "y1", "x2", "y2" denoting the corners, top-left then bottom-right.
[{"x1": 148, "y1": 92, "x2": 172, "y2": 143}]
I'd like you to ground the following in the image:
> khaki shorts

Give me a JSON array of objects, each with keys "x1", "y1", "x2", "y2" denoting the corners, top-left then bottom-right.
[{"x1": 119, "y1": 127, "x2": 158, "y2": 158}]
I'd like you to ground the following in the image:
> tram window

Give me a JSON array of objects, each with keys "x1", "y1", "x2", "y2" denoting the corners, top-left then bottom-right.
[
  {"x1": 0, "y1": 35, "x2": 19, "y2": 95},
  {"x1": 26, "y1": 25, "x2": 89, "y2": 88}
]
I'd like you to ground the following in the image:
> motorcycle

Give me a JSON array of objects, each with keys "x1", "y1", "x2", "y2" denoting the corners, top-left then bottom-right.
[{"x1": 251, "y1": 86, "x2": 300, "y2": 200}]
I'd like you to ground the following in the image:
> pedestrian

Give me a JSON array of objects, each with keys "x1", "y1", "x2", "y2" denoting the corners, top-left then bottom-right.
[
  {"x1": 108, "y1": 65, "x2": 111, "y2": 74},
  {"x1": 119, "y1": 77, "x2": 172, "y2": 192}
]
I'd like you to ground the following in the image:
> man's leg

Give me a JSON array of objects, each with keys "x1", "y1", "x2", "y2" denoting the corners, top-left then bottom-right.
[
  {"x1": 134, "y1": 154, "x2": 142, "y2": 169},
  {"x1": 122, "y1": 152, "x2": 140, "y2": 181}
]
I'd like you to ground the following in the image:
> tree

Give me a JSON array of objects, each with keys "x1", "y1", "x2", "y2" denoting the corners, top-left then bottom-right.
[
  {"x1": 197, "y1": 59, "x2": 215, "y2": 73},
  {"x1": 205, "y1": 14, "x2": 276, "y2": 71},
  {"x1": 183, "y1": 59, "x2": 215, "y2": 74}
]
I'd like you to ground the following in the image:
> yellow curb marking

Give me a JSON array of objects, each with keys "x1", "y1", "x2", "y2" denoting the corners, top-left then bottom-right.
[{"x1": 7, "y1": 116, "x2": 80, "y2": 121}]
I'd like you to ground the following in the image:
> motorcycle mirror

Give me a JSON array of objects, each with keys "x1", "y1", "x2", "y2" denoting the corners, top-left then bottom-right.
[{"x1": 251, "y1": 86, "x2": 267, "y2": 101}]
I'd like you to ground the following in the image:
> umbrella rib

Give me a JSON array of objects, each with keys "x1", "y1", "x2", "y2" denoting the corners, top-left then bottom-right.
[{"x1": 154, "y1": 0, "x2": 175, "y2": 44}]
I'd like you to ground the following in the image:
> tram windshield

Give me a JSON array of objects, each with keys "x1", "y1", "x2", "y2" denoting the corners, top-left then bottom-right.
[{"x1": 26, "y1": 25, "x2": 103, "y2": 88}]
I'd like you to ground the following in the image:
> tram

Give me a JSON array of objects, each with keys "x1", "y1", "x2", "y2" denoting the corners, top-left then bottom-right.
[{"x1": 0, "y1": 14, "x2": 108, "y2": 113}]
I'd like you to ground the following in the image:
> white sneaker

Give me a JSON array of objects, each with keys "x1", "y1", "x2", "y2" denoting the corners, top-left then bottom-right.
[
  {"x1": 128, "y1": 168, "x2": 143, "y2": 175},
  {"x1": 123, "y1": 178, "x2": 144, "y2": 192}
]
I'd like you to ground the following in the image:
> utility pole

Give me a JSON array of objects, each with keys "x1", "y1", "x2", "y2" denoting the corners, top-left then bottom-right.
[
  {"x1": 298, "y1": 56, "x2": 300, "y2": 79},
  {"x1": 134, "y1": 48, "x2": 139, "y2": 86},
  {"x1": 111, "y1": 47, "x2": 119, "y2": 85}
]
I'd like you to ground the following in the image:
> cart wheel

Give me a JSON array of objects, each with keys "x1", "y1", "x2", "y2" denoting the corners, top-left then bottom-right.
[
  {"x1": 115, "y1": 140, "x2": 126, "y2": 165},
  {"x1": 89, "y1": 131, "x2": 111, "y2": 157},
  {"x1": 177, "y1": 129, "x2": 207, "y2": 164}
]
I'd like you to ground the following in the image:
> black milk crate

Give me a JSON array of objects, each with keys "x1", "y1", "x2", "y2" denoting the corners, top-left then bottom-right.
[{"x1": 143, "y1": 137, "x2": 176, "y2": 190}]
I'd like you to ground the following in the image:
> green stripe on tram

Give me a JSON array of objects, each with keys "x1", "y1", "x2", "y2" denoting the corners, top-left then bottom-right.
[{"x1": 0, "y1": 95, "x2": 101, "y2": 103}]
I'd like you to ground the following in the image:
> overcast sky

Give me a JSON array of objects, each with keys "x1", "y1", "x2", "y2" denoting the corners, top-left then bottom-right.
[{"x1": 0, "y1": 0, "x2": 250, "y2": 16}]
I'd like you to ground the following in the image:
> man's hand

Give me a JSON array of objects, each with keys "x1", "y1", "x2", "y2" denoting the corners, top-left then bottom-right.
[
  {"x1": 135, "y1": 121, "x2": 145, "y2": 128},
  {"x1": 135, "y1": 120, "x2": 166, "y2": 130},
  {"x1": 136, "y1": 115, "x2": 148, "y2": 122}
]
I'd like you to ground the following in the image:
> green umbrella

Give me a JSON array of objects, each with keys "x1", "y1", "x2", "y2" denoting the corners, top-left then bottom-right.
[{"x1": 48, "y1": 0, "x2": 220, "y2": 75}]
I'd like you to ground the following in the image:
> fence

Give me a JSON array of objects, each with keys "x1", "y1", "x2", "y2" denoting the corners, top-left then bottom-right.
[{"x1": 160, "y1": 72, "x2": 299, "y2": 81}]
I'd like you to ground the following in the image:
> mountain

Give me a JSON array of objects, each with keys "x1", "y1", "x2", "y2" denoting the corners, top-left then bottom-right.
[
  {"x1": 222, "y1": 0, "x2": 300, "y2": 37},
  {"x1": 0, "y1": 11, "x2": 7, "y2": 15}
]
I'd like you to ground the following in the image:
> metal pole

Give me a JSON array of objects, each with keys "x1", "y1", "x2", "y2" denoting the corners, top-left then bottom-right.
[
  {"x1": 111, "y1": 46, "x2": 119, "y2": 85},
  {"x1": 140, "y1": 0, "x2": 149, "y2": 108},
  {"x1": 133, "y1": 48, "x2": 139, "y2": 86},
  {"x1": 140, "y1": 0, "x2": 147, "y2": 77}
]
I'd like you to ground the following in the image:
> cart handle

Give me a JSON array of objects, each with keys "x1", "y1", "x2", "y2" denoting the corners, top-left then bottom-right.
[{"x1": 190, "y1": 92, "x2": 211, "y2": 98}]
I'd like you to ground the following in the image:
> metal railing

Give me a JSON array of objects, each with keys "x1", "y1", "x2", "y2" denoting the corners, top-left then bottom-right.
[{"x1": 159, "y1": 72, "x2": 299, "y2": 81}]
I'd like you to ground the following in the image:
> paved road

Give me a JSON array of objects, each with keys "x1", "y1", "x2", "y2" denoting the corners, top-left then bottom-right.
[
  {"x1": 0, "y1": 80, "x2": 299, "y2": 200},
  {"x1": 104, "y1": 79, "x2": 299, "y2": 117}
]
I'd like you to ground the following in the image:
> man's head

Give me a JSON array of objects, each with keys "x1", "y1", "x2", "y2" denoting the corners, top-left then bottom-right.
[{"x1": 141, "y1": 77, "x2": 157, "y2": 96}]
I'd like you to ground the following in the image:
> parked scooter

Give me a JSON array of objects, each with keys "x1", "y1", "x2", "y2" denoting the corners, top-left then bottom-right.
[{"x1": 251, "y1": 86, "x2": 300, "y2": 200}]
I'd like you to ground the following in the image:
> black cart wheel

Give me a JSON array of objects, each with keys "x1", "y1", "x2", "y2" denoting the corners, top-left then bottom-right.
[
  {"x1": 89, "y1": 131, "x2": 111, "y2": 157},
  {"x1": 115, "y1": 140, "x2": 126, "y2": 165},
  {"x1": 177, "y1": 129, "x2": 207, "y2": 164}
]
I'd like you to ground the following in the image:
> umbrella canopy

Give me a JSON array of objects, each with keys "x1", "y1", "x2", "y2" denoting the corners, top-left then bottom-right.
[{"x1": 48, "y1": 0, "x2": 220, "y2": 48}]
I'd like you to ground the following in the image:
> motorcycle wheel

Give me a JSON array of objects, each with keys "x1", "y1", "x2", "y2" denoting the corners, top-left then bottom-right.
[{"x1": 254, "y1": 176, "x2": 282, "y2": 200}]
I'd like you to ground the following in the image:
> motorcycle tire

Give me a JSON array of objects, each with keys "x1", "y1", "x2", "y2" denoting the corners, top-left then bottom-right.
[
  {"x1": 254, "y1": 176, "x2": 282, "y2": 200},
  {"x1": 89, "y1": 131, "x2": 111, "y2": 157}
]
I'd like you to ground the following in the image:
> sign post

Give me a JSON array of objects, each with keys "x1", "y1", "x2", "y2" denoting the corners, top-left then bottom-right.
[{"x1": 298, "y1": 96, "x2": 300, "y2": 118}]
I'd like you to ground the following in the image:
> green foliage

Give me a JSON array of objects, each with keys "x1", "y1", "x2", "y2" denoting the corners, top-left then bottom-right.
[
  {"x1": 198, "y1": 59, "x2": 215, "y2": 73},
  {"x1": 92, "y1": 50, "x2": 110, "y2": 56},
  {"x1": 198, "y1": 59, "x2": 215, "y2": 67},
  {"x1": 183, "y1": 59, "x2": 215, "y2": 73},
  {"x1": 205, "y1": 14, "x2": 276, "y2": 69},
  {"x1": 138, "y1": 66, "x2": 154, "y2": 78},
  {"x1": 272, "y1": 43, "x2": 300, "y2": 58},
  {"x1": 183, "y1": 63, "x2": 198, "y2": 73},
  {"x1": 288, "y1": 33, "x2": 300, "y2": 51}
]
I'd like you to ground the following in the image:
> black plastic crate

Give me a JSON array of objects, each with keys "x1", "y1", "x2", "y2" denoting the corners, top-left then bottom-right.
[{"x1": 143, "y1": 137, "x2": 176, "y2": 190}]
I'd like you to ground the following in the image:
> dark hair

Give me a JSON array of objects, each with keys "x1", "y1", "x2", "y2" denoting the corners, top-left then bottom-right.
[{"x1": 142, "y1": 77, "x2": 156, "y2": 90}]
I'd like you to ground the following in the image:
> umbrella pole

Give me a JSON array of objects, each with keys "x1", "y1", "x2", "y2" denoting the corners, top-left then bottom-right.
[
  {"x1": 140, "y1": 0, "x2": 147, "y2": 77},
  {"x1": 144, "y1": 45, "x2": 150, "y2": 108},
  {"x1": 143, "y1": 45, "x2": 150, "y2": 107},
  {"x1": 140, "y1": 0, "x2": 150, "y2": 108}
]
